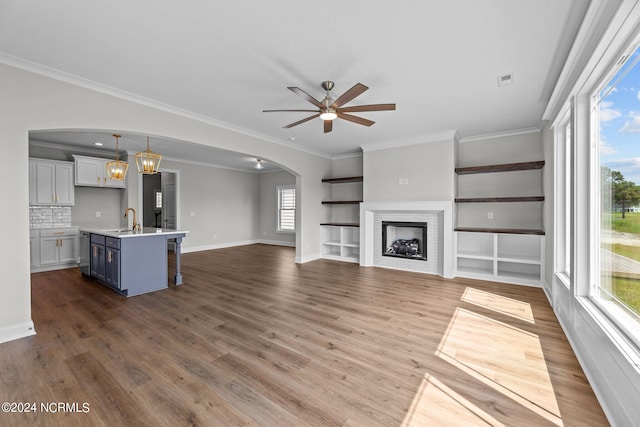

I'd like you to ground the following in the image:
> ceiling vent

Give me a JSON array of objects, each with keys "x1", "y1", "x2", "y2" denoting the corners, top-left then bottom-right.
[{"x1": 497, "y1": 73, "x2": 514, "y2": 87}]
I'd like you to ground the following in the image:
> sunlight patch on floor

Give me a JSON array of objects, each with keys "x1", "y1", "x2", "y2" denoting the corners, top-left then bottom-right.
[
  {"x1": 401, "y1": 373, "x2": 505, "y2": 427},
  {"x1": 462, "y1": 287, "x2": 535, "y2": 324},
  {"x1": 436, "y1": 307, "x2": 563, "y2": 426}
]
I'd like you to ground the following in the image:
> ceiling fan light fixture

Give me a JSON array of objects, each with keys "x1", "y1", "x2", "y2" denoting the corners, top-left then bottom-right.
[{"x1": 320, "y1": 109, "x2": 337, "y2": 121}]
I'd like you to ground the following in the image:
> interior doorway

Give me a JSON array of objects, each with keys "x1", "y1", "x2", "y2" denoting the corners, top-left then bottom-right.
[{"x1": 142, "y1": 171, "x2": 178, "y2": 229}]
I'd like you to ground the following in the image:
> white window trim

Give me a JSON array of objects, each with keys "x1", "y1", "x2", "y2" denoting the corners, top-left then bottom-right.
[
  {"x1": 582, "y1": 33, "x2": 640, "y2": 350},
  {"x1": 277, "y1": 184, "x2": 296, "y2": 234},
  {"x1": 553, "y1": 102, "x2": 574, "y2": 289}
]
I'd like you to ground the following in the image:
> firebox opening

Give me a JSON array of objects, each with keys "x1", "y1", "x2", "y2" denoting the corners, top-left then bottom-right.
[{"x1": 382, "y1": 221, "x2": 428, "y2": 261}]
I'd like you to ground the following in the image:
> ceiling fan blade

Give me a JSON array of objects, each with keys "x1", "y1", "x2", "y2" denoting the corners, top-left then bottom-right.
[
  {"x1": 339, "y1": 103, "x2": 396, "y2": 113},
  {"x1": 324, "y1": 120, "x2": 333, "y2": 133},
  {"x1": 288, "y1": 87, "x2": 325, "y2": 109},
  {"x1": 337, "y1": 112, "x2": 375, "y2": 127},
  {"x1": 283, "y1": 114, "x2": 320, "y2": 128},
  {"x1": 263, "y1": 109, "x2": 319, "y2": 113},
  {"x1": 331, "y1": 83, "x2": 368, "y2": 109}
]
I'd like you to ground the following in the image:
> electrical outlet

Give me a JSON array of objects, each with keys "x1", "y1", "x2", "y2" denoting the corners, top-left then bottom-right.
[
  {"x1": 488, "y1": 212, "x2": 494, "y2": 219},
  {"x1": 190, "y1": 211, "x2": 195, "y2": 217},
  {"x1": 95, "y1": 211, "x2": 101, "y2": 218}
]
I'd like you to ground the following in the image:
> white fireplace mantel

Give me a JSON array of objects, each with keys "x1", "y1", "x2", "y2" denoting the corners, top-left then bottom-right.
[{"x1": 360, "y1": 201, "x2": 454, "y2": 278}]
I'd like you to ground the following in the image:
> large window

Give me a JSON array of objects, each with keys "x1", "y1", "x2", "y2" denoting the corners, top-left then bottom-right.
[
  {"x1": 593, "y1": 44, "x2": 640, "y2": 343},
  {"x1": 277, "y1": 185, "x2": 296, "y2": 232}
]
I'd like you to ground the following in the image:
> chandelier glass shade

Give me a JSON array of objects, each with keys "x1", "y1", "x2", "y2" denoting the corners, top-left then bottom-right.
[
  {"x1": 135, "y1": 136, "x2": 162, "y2": 174},
  {"x1": 105, "y1": 133, "x2": 129, "y2": 180}
]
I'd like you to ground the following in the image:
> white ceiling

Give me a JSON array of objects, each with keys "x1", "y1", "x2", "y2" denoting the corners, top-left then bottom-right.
[{"x1": 1, "y1": 0, "x2": 589, "y2": 170}]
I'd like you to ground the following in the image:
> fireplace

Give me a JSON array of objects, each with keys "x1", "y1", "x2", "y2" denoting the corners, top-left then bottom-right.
[{"x1": 382, "y1": 221, "x2": 428, "y2": 261}]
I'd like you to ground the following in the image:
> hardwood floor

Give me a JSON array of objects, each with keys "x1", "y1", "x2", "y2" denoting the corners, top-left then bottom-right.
[{"x1": 0, "y1": 244, "x2": 608, "y2": 426}]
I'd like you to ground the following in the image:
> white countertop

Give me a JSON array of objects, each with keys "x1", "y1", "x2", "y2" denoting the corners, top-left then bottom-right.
[{"x1": 80, "y1": 227, "x2": 189, "y2": 239}]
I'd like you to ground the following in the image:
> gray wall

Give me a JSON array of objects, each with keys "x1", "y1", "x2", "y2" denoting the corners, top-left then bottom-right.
[
  {"x1": 161, "y1": 159, "x2": 260, "y2": 251},
  {"x1": 258, "y1": 170, "x2": 296, "y2": 245},
  {"x1": 363, "y1": 139, "x2": 455, "y2": 202},
  {"x1": 456, "y1": 132, "x2": 544, "y2": 230},
  {"x1": 326, "y1": 154, "x2": 363, "y2": 224},
  {"x1": 72, "y1": 187, "x2": 123, "y2": 229}
]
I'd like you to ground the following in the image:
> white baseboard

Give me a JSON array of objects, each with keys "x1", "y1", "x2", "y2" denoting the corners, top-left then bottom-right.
[
  {"x1": 296, "y1": 252, "x2": 322, "y2": 264},
  {"x1": 182, "y1": 239, "x2": 296, "y2": 254},
  {"x1": 257, "y1": 239, "x2": 295, "y2": 247},
  {"x1": 0, "y1": 320, "x2": 36, "y2": 344},
  {"x1": 31, "y1": 262, "x2": 77, "y2": 273}
]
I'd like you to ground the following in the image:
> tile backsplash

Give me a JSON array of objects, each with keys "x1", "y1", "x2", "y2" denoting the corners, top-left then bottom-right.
[{"x1": 30, "y1": 206, "x2": 72, "y2": 228}]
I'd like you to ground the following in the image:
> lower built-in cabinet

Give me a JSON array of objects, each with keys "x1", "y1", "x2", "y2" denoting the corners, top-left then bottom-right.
[
  {"x1": 320, "y1": 225, "x2": 360, "y2": 263},
  {"x1": 31, "y1": 227, "x2": 79, "y2": 272},
  {"x1": 455, "y1": 231, "x2": 544, "y2": 286},
  {"x1": 90, "y1": 234, "x2": 121, "y2": 290}
]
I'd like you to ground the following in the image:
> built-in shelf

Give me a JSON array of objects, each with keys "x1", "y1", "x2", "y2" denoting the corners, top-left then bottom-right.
[
  {"x1": 454, "y1": 227, "x2": 545, "y2": 235},
  {"x1": 321, "y1": 176, "x2": 362, "y2": 262},
  {"x1": 455, "y1": 231, "x2": 544, "y2": 286},
  {"x1": 322, "y1": 200, "x2": 362, "y2": 205},
  {"x1": 455, "y1": 161, "x2": 545, "y2": 175},
  {"x1": 321, "y1": 225, "x2": 360, "y2": 263},
  {"x1": 455, "y1": 196, "x2": 544, "y2": 203},
  {"x1": 322, "y1": 176, "x2": 364, "y2": 183}
]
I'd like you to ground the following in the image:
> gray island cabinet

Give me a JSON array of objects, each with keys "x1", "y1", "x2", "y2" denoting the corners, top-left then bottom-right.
[{"x1": 81, "y1": 228, "x2": 188, "y2": 297}]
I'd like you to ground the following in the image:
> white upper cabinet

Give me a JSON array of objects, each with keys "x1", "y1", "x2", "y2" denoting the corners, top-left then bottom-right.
[
  {"x1": 31, "y1": 158, "x2": 75, "y2": 205},
  {"x1": 73, "y1": 155, "x2": 125, "y2": 188}
]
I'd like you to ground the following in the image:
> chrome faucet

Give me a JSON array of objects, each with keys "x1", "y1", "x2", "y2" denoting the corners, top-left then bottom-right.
[{"x1": 124, "y1": 208, "x2": 141, "y2": 232}]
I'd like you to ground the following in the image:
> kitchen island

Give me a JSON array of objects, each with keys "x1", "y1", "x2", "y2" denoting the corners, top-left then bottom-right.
[{"x1": 80, "y1": 227, "x2": 188, "y2": 297}]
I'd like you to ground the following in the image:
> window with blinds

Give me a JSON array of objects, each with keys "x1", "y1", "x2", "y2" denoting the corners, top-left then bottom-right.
[{"x1": 277, "y1": 185, "x2": 296, "y2": 232}]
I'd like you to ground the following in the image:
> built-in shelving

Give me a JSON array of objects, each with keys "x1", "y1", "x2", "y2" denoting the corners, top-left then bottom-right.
[
  {"x1": 455, "y1": 231, "x2": 544, "y2": 286},
  {"x1": 454, "y1": 152, "x2": 545, "y2": 285},
  {"x1": 322, "y1": 176, "x2": 363, "y2": 183},
  {"x1": 321, "y1": 175, "x2": 363, "y2": 263},
  {"x1": 321, "y1": 225, "x2": 360, "y2": 263},
  {"x1": 454, "y1": 227, "x2": 545, "y2": 235},
  {"x1": 322, "y1": 200, "x2": 363, "y2": 205},
  {"x1": 455, "y1": 161, "x2": 545, "y2": 175},
  {"x1": 455, "y1": 196, "x2": 544, "y2": 203}
]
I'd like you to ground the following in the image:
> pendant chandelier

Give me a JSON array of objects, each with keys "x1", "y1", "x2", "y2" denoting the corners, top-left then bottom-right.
[
  {"x1": 135, "y1": 136, "x2": 162, "y2": 174},
  {"x1": 106, "y1": 133, "x2": 129, "y2": 180}
]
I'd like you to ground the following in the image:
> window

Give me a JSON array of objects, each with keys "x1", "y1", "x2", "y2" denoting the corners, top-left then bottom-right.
[
  {"x1": 155, "y1": 191, "x2": 162, "y2": 209},
  {"x1": 554, "y1": 105, "x2": 573, "y2": 285},
  {"x1": 277, "y1": 185, "x2": 296, "y2": 232},
  {"x1": 592, "y1": 44, "x2": 640, "y2": 344}
]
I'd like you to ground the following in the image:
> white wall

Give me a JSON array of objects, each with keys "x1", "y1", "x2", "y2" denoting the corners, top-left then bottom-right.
[
  {"x1": 0, "y1": 62, "x2": 331, "y2": 343},
  {"x1": 363, "y1": 139, "x2": 455, "y2": 202},
  {"x1": 258, "y1": 170, "x2": 296, "y2": 246}
]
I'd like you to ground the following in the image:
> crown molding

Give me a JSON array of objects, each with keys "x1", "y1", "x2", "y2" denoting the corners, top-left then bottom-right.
[
  {"x1": 458, "y1": 127, "x2": 541, "y2": 143},
  {"x1": 0, "y1": 52, "x2": 332, "y2": 160},
  {"x1": 331, "y1": 151, "x2": 363, "y2": 160},
  {"x1": 360, "y1": 130, "x2": 459, "y2": 153}
]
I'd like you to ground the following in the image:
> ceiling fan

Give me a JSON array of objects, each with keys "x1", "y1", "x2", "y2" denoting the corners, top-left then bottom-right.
[{"x1": 263, "y1": 81, "x2": 396, "y2": 133}]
